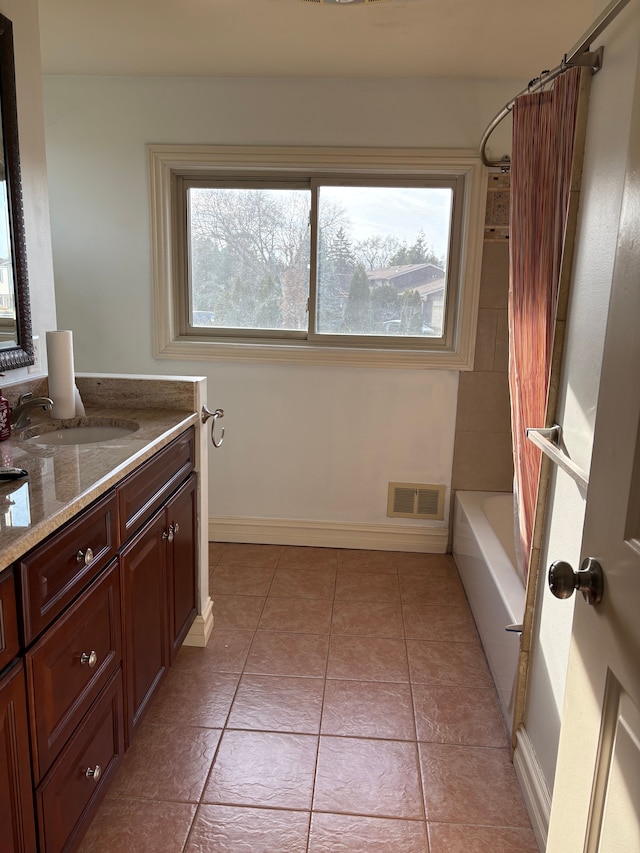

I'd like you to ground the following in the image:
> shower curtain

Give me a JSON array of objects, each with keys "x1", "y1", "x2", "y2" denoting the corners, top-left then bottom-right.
[{"x1": 509, "y1": 67, "x2": 581, "y2": 579}]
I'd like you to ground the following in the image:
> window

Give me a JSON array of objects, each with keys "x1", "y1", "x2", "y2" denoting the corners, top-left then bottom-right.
[{"x1": 149, "y1": 146, "x2": 486, "y2": 369}]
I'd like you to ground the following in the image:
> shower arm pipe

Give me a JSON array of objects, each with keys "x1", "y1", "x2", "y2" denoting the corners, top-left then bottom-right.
[{"x1": 480, "y1": 0, "x2": 632, "y2": 169}]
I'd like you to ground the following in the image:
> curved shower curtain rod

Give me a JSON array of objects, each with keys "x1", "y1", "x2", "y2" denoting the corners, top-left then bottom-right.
[{"x1": 480, "y1": 0, "x2": 632, "y2": 168}]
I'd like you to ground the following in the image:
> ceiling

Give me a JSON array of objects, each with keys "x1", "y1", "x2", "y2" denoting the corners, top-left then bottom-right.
[{"x1": 38, "y1": 0, "x2": 594, "y2": 81}]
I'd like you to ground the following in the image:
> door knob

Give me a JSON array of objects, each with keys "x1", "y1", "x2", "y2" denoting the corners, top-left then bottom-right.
[{"x1": 548, "y1": 557, "x2": 604, "y2": 606}]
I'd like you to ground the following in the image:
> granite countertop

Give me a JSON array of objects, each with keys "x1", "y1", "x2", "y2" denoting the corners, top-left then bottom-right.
[{"x1": 0, "y1": 405, "x2": 199, "y2": 573}]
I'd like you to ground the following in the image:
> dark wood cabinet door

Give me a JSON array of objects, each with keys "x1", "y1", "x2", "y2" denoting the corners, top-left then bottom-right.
[
  {"x1": 120, "y1": 511, "x2": 168, "y2": 745},
  {"x1": 166, "y1": 474, "x2": 197, "y2": 661},
  {"x1": 0, "y1": 661, "x2": 37, "y2": 853},
  {"x1": 0, "y1": 569, "x2": 19, "y2": 675}
]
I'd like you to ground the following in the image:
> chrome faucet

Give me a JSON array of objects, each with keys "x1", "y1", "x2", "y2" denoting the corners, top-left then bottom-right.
[{"x1": 10, "y1": 393, "x2": 54, "y2": 430}]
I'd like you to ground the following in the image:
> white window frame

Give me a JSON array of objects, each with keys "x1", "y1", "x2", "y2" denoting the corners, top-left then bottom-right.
[{"x1": 148, "y1": 145, "x2": 487, "y2": 370}]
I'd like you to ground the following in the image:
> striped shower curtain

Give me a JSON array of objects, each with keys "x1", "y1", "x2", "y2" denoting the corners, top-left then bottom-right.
[{"x1": 509, "y1": 67, "x2": 581, "y2": 578}]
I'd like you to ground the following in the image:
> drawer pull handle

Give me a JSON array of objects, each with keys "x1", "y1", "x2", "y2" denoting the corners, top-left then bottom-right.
[
  {"x1": 85, "y1": 764, "x2": 101, "y2": 783},
  {"x1": 162, "y1": 526, "x2": 174, "y2": 543},
  {"x1": 80, "y1": 650, "x2": 98, "y2": 668},
  {"x1": 173, "y1": 522, "x2": 180, "y2": 536},
  {"x1": 77, "y1": 547, "x2": 94, "y2": 566}
]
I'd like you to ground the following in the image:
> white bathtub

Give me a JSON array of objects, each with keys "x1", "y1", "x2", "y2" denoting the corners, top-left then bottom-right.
[{"x1": 452, "y1": 490, "x2": 525, "y2": 730}]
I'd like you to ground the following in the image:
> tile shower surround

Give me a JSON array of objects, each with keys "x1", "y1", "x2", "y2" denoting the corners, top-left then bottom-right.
[{"x1": 79, "y1": 544, "x2": 538, "y2": 853}]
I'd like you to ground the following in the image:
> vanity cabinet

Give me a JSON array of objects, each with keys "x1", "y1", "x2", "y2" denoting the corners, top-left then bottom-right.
[
  {"x1": 0, "y1": 661, "x2": 37, "y2": 853},
  {"x1": 1, "y1": 424, "x2": 198, "y2": 853}
]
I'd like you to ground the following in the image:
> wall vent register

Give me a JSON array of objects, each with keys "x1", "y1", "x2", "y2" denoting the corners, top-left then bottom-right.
[{"x1": 387, "y1": 482, "x2": 445, "y2": 520}]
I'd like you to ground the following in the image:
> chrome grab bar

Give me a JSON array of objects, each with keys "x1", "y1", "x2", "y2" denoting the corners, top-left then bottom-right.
[
  {"x1": 526, "y1": 424, "x2": 588, "y2": 491},
  {"x1": 201, "y1": 405, "x2": 225, "y2": 448}
]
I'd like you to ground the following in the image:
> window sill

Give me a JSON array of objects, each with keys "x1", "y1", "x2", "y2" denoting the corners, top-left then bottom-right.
[{"x1": 154, "y1": 335, "x2": 476, "y2": 370}]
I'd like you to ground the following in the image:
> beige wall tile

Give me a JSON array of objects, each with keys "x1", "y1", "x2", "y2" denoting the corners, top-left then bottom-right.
[
  {"x1": 494, "y1": 309, "x2": 509, "y2": 372},
  {"x1": 456, "y1": 372, "x2": 511, "y2": 434},
  {"x1": 452, "y1": 431, "x2": 514, "y2": 492},
  {"x1": 479, "y1": 242, "x2": 509, "y2": 309},
  {"x1": 473, "y1": 309, "x2": 498, "y2": 372}
]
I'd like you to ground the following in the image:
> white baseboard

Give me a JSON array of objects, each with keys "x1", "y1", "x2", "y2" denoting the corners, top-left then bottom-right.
[
  {"x1": 183, "y1": 596, "x2": 214, "y2": 647},
  {"x1": 513, "y1": 725, "x2": 551, "y2": 853},
  {"x1": 208, "y1": 516, "x2": 448, "y2": 553}
]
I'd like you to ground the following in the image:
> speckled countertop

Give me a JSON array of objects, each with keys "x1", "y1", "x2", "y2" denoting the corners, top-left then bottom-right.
[{"x1": 0, "y1": 374, "x2": 205, "y2": 573}]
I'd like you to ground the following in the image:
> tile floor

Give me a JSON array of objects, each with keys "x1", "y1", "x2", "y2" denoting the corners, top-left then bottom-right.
[{"x1": 79, "y1": 543, "x2": 539, "y2": 853}]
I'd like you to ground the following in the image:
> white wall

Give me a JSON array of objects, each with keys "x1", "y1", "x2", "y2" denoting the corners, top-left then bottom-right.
[
  {"x1": 0, "y1": 0, "x2": 56, "y2": 382},
  {"x1": 42, "y1": 75, "x2": 519, "y2": 546},
  {"x1": 521, "y1": 0, "x2": 640, "y2": 816}
]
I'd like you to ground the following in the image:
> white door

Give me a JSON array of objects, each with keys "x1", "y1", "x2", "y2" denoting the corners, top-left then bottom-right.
[{"x1": 545, "y1": 52, "x2": 640, "y2": 853}]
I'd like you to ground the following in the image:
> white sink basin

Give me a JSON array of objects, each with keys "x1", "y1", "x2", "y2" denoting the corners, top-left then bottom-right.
[{"x1": 22, "y1": 419, "x2": 140, "y2": 446}]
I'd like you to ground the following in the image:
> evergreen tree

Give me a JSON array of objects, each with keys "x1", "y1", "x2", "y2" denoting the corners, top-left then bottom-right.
[
  {"x1": 317, "y1": 227, "x2": 356, "y2": 333},
  {"x1": 343, "y1": 266, "x2": 371, "y2": 333},
  {"x1": 370, "y1": 284, "x2": 401, "y2": 333},
  {"x1": 389, "y1": 231, "x2": 444, "y2": 268},
  {"x1": 399, "y1": 290, "x2": 424, "y2": 335}
]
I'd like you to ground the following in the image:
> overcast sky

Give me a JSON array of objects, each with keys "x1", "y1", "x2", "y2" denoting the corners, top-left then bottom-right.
[{"x1": 319, "y1": 185, "x2": 453, "y2": 260}]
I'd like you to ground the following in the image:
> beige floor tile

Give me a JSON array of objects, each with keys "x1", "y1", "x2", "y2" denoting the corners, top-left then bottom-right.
[
  {"x1": 337, "y1": 549, "x2": 397, "y2": 573},
  {"x1": 399, "y1": 572, "x2": 468, "y2": 607},
  {"x1": 268, "y1": 567, "x2": 336, "y2": 599},
  {"x1": 83, "y1": 544, "x2": 532, "y2": 853},
  {"x1": 395, "y1": 552, "x2": 456, "y2": 575},
  {"x1": 321, "y1": 679, "x2": 415, "y2": 740},
  {"x1": 331, "y1": 599, "x2": 404, "y2": 638},
  {"x1": 309, "y1": 813, "x2": 428, "y2": 852},
  {"x1": 402, "y1": 602, "x2": 479, "y2": 643},
  {"x1": 210, "y1": 564, "x2": 275, "y2": 596},
  {"x1": 228, "y1": 674, "x2": 324, "y2": 734},
  {"x1": 210, "y1": 594, "x2": 266, "y2": 630},
  {"x1": 407, "y1": 639, "x2": 493, "y2": 687},
  {"x1": 202, "y1": 730, "x2": 317, "y2": 810},
  {"x1": 327, "y1": 635, "x2": 409, "y2": 682},
  {"x1": 78, "y1": 798, "x2": 196, "y2": 853},
  {"x1": 217, "y1": 542, "x2": 283, "y2": 568},
  {"x1": 185, "y1": 805, "x2": 309, "y2": 853},
  {"x1": 335, "y1": 571, "x2": 400, "y2": 603},
  {"x1": 314, "y1": 736, "x2": 424, "y2": 819},
  {"x1": 258, "y1": 596, "x2": 333, "y2": 633},
  {"x1": 109, "y1": 723, "x2": 221, "y2": 803},
  {"x1": 427, "y1": 822, "x2": 539, "y2": 853},
  {"x1": 277, "y1": 545, "x2": 339, "y2": 571},
  {"x1": 245, "y1": 631, "x2": 329, "y2": 678},
  {"x1": 412, "y1": 683, "x2": 508, "y2": 747},
  {"x1": 144, "y1": 666, "x2": 240, "y2": 728},
  {"x1": 419, "y1": 743, "x2": 531, "y2": 827}
]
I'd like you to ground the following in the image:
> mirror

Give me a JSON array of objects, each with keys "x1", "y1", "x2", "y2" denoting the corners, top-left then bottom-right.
[{"x1": 0, "y1": 12, "x2": 32, "y2": 370}]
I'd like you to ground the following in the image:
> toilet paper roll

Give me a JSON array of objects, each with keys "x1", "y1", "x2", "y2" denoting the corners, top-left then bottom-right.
[{"x1": 46, "y1": 330, "x2": 76, "y2": 420}]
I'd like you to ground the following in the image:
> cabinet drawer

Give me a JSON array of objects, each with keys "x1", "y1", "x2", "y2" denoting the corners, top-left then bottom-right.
[
  {"x1": 0, "y1": 568, "x2": 19, "y2": 674},
  {"x1": 27, "y1": 560, "x2": 121, "y2": 782},
  {"x1": 19, "y1": 491, "x2": 118, "y2": 644},
  {"x1": 117, "y1": 427, "x2": 195, "y2": 544},
  {"x1": 37, "y1": 668, "x2": 124, "y2": 853}
]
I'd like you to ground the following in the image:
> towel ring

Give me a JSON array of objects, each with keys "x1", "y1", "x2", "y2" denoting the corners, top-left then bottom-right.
[{"x1": 201, "y1": 405, "x2": 225, "y2": 448}]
